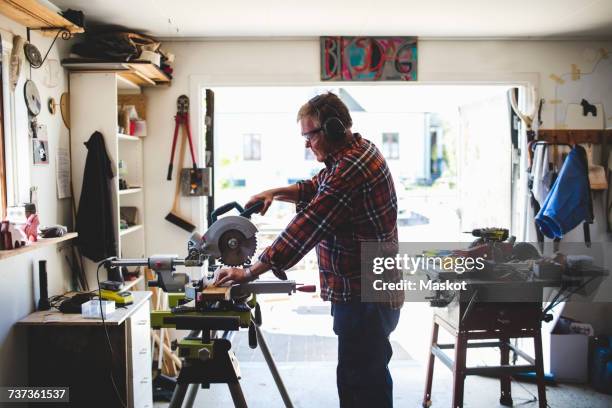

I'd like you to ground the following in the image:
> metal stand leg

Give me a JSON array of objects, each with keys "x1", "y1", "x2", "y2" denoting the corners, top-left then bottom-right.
[
  {"x1": 423, "y1": 321, "x2": 438, "y2": 407},
  {"x1": 452, "y1": 332, "x2": 467, "y2": 408},
  {"x1": 533, "y1": 330, "x2": 548, "y2": 408},
  {"x1": 169, "y1": 383, "x2": 189, "y2": 408},
  {"x1": 184, "y1": 383, "x2": 199, "y2": 408},
  {"x1": 228, "y1": 382, "x2": 249, "y2": 408},
  {"x1": 255, "y1": 325, "x2": 294, "y2": 408},
  {"x1": 499, "y1": 337, "x2": 513, "y2": 406}
]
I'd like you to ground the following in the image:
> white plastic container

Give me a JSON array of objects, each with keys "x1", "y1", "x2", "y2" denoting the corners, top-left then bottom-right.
[
  {"x1": 139, "y1": 50, "x2": 161, "y2": 66},
  {"x1": 132, "y1": 120, "x2": 147, "y2": 137},
  {"x1": 550, "y1": 333, "x2": 589, "y2": 382},
  {"x1": 81, "y1": 299, "x2": 116, "y2": 319}
]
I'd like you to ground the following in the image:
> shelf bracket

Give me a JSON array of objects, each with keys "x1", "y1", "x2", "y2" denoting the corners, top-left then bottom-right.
[{"x1": 27, "y1": 27, "x2": 73, "y2": 69}]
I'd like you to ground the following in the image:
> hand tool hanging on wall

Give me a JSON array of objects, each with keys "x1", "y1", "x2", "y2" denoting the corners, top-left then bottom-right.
[
  {"x1": 165, "y1": 127, "x2": 196, "y2": 232},
  {"x1": 167, "y1": 95, "x2": 198, "y2": 180},
  {"x1": 508, "y1": 87, "x2": 539, "y2": 141},
  {"x1": 180, "y1": 167, "x2": 211, "y2": 196}
]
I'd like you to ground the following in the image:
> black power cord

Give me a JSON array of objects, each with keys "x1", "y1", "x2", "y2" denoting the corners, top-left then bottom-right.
[
  {"x1": 97, "y1": 258, "x2": 127, "y2": 408},
  {"x1": 541, "y1": 275, "x2": 598, "y2": 318}
]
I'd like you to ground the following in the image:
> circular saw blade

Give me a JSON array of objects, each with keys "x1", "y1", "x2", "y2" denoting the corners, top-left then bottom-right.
[
  {"x1": 217, "y1": 229, "x2": 257, "y2": 266},
  {"x1": 24, "y1": 43, "x2": 42, "y2": 68},
  {"x1": 24, "y1": 80, "x2": 41, "y2": 116}
]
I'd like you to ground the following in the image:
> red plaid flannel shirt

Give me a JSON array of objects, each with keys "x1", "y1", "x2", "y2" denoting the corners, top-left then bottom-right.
[{"x1": 259, "y1": 133, "x2": 398, "y2": 303}]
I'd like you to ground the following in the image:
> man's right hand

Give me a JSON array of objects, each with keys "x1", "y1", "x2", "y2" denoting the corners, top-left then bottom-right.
[{"x1": 246, "y1": 190, "x2": 275, "y2": 215}]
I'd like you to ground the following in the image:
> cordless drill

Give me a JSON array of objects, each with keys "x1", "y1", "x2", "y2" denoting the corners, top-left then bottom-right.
[
  {"x1": 456, "y1": 228, "x2": 513, "y2": 262},
  {"x1": 466, "y1": 228, "x2": 509, "y2": 243}
]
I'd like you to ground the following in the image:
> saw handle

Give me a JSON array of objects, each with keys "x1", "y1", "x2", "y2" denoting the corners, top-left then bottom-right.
[
  {"x1": 210, "y1": 202, "x2": 244, "y2": 223},
  {"x1": 240, "y1": 201, "x2": 265, "y2": 219},
  {"x1": 166, "y1": 115, "x2": 181, "y2": 180},
  {"x1": 210, "y1": 200, "x2": 264, "y2": 222}
]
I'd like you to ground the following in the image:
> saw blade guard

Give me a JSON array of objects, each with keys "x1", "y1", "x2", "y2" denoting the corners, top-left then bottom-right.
[
  {"x1": 202, "y1": 201, "x2": 264, "y2": 266},
  {"x1": 203, "y1": 216, "x2": 258, "y2": 264}
]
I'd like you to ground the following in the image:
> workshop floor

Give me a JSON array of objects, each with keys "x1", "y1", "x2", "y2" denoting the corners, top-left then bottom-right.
[
  {"x1": 154, "y1": 360, "x2": 612, "y2": 407},
  {"x1": 154, "y1": 295, "x2": 612, "y2": 408}
]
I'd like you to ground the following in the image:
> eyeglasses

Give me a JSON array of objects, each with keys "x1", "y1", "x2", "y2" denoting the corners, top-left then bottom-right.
[{"x1": 301, "y1": 127, "x2": 322, "y2": 140}]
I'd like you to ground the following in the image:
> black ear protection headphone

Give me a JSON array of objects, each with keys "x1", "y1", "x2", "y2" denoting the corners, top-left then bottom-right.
[{"x1": 308, "y1": 94, "x2": 347, "y2": 142}]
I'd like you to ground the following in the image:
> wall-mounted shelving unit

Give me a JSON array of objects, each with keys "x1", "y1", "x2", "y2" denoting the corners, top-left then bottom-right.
[
  {"x1": 70, "y1": 72, "x2": 148, "y2": 294},
  {"x1": 120, "y1": 224, "x2": 143, "y2": 237},
  {"x1": 118, "y1": 133, "x2": 140, "y2": 142},
  {"x1": 119, "y1": 188, "x2": 142, "y2": 196},
  {"x1": 537, "y1": 129, "x2": 612, "y2": 144},
  {"x1": 0, "y1": 232, "x2": 77, "y2": 261},
  {"x1": 0, "y1": 0, "x2": 83, "y2": 36},
  {"x1": 122, "y1": 275, "x2": 143, "y2": 291},
  {"x1": 62, "y1": 59, "x2": 172, "y2": 88}
]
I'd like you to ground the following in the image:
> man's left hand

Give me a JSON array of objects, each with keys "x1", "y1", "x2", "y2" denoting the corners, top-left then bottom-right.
[{"x1": 214, "y1": 267, "x2": 249, "y2": 286}]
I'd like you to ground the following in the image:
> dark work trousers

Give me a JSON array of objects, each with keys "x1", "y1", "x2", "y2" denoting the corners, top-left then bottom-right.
[{"x1": 332, "y1": 301, "x2": 401, "y2": 408}]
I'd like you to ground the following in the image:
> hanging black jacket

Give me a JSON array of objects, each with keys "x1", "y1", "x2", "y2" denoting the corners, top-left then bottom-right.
[{"x1": 76, "y1": 131, "x2": 117, "y2": 261}]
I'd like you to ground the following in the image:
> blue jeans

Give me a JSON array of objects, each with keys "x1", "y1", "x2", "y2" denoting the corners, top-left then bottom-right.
[{"x1": 332, "y1": 301, "x2": 400, "y2": 408}]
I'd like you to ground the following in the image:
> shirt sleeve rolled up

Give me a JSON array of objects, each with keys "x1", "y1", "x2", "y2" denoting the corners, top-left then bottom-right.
[{"x1": 259, "y1": 160, "x2": 364, "y2": 277}]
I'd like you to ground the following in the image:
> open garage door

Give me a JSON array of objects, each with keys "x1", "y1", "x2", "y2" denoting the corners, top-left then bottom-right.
[{"x1": 457, "y1": 90, "x2": 513, "y2": 233}]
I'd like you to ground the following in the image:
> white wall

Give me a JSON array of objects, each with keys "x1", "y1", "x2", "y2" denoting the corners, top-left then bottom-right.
[
  {"x1": 143, "y1": 40, "x2": 320, "y2": 267},
  {"x1": 144, "y1": 38, "x2": 612, "y2": 250},
  {"x1": 0, "y1": 14, "x2": 72, "y2": 385}
]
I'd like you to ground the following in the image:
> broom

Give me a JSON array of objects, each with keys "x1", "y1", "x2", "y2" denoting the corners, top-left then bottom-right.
[{"x1": 165, "y1": 129, "x2": 196, "y2": 232}]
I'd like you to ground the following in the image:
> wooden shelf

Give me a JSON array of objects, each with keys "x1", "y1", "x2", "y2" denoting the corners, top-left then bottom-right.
[
  {"x1": 120, "y1": 225, "x2": 143, "y2": 237},
  {"x1": 0, "y1": 0, "x2": 84, "y2": 36},
  {"x1": 117, "y1": 74, "x2": 141, "y2": 91},
  {"x1": 119, "y1": 187, "x2": 142, "y2": 195},
  {"x1": 17, "y1": 291, "x2": 151, "y2": 326},
  {"x1": 122, "y1": 275, "x2": 144, "y2": 291},
  {"x1": 62, "y1": 59, "x2": 171, "y2": 87},
  {"x1": 537, "y1": 129, "x2": 612, "y2": 144},
  {"x1": 0, "y1": 232, "x2": 77, "y2": 261},
  {"x1": 118, "y1": 133, "x2": 141, "y2": 142},
  {"x1": 119, "y1": 71, "x2": 155, "y2": 87},
  {"x1": 127, "y1": 61, "x2": 169, "y2": 83}
]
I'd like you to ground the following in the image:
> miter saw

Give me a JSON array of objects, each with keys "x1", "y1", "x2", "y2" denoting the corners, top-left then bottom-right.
[
  {"x1": 106, "y1": 201, "x2": 263, "y2": 292},
  {"x1": 102, "y1": 201, "x2": 311, "y2": 408}
]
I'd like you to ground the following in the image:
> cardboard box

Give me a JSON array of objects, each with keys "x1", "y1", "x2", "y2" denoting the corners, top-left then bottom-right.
[{"x1": 550, "y1": 333, "x2": 589, "y2": 383}]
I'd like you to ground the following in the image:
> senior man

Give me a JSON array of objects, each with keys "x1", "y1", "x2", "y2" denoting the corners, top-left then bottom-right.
[{"x1": 215, "y1": 92, "x2": 401, "y2": 408}]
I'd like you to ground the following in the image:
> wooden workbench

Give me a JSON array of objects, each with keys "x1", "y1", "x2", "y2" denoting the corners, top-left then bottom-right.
[
  {"x1": 17, "y1": 291, "x2": 153, "y2": 408},
  {"x1": 18, "y1": 290, "x2": 150, "y2": 326}
]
